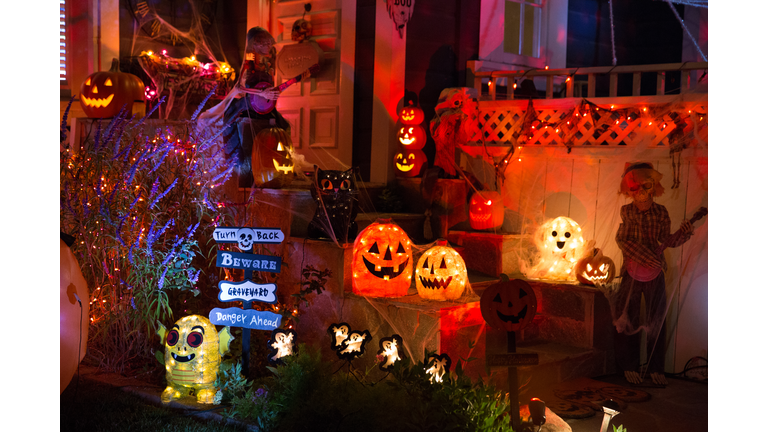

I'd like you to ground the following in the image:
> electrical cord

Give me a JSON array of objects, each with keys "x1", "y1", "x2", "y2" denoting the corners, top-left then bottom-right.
[{"x1": 74, "y1": 292, "x2": 83, "y2": 398}]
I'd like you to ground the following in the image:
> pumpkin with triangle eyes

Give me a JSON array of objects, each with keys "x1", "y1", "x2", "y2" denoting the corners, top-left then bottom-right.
[
  {"x1": 575, "y1": 248, "x2": 616, "y2": 286},
  {"x1": 394, "y1": 149, "x2": 427, "y2": 178},
  {"x1": 399, "y1": 105, "x2": 424, "y2": 125},
  {"x1": 79, "y1": 59, "x2": 144, "y2": 118},
  {"x1": 396, "y1": 124, "x2": 426, "y2": 149},
  {"x1": 415, "y1": 240, "x2": 469, "y2": 301},
  {"x1": 352, "y1": 219, "x2": 413, "y2": 297},
  {"x1": 251, "y1": 121, "x2": 295, "y2": 186},
  {"x1": 480, "y1": 279, "x2": 537, "y2": 332}
]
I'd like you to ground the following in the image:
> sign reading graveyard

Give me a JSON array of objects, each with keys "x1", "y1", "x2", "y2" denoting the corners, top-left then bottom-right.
[{"x1": 218, "y1": 280, "x2": 278, "y2": 304}]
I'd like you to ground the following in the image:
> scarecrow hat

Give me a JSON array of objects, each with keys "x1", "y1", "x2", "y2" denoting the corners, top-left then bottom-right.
[{"x1": 619, "y1": 161, "x2": 664, "y2": 198}]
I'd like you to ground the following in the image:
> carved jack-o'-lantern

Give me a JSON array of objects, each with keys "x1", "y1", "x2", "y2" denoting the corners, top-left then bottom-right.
[
  {"x1": 252, "y1": 121, "x2": 295, "y2": 186},
  {"x1": 415, "y1": 240, "x2": 469, "y2": 301},
  {"x1": 575, "y1": 248, "x2": 616, "y2": 286},
  {"x1": 480, "y1": 279, "x2": 537, "y2": 332},
  {"x1": 158, "y1": 315, "x2": 233, "y2": 404},
  {"x1": 352, "y1": 219, "x2": 413, "y2": 297},
  {"x1": 79, "y1": 59, "x2": 144, "y2": 118},
  {"x1": 397, "y1": 125, "x2": 426, "y2": 149},
  {"x1": 468, "y1": 191, "x2": 505, "y2": 231},
  {"x1": 394, "y1": 149, "x2": 427, "y2": 178},
  {"x1": 399, "y1": 105, "x2": 425, "y2": 125}
]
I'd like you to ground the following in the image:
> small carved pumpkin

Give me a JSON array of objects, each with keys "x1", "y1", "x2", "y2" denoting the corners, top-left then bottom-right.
[
  {"x1": 480, "y1": 279, "x2": 537, "y2": 332},
  {"x1": 469, "y1": 191, "x2": 505, "y2": 231},
  {"x1": 394, "y1": 149, "x2": 427, "y2": 178},
  {"x1": 399, "y1": 105, "x2": 424, "y2": 125},
  {"x1": 575, "y1": 248, "x2": 616, "y2": 286},
  {"x1": 397, "y1": 124, "x2": 426, "y2": 149},
  {"x1": 415, "y1": 240, "x2": 469, "y2": 301},
  {"x1": 352, "y1": 219, "x2": 413, "y2": 297},
  {"x1": 252, "y1": 121, "x2": 295, "y2": 186},
  {"x1": 79, "y1": 59, "x2": 144, "y2": 118}
]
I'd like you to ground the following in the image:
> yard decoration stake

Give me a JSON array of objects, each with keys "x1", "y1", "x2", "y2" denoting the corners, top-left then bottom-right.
[{"x1": 158, "y1": 315, "x2": 233, "y2": 404}]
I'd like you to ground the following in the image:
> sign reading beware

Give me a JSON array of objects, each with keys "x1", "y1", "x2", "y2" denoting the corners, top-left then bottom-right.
[
  {"x1": 218, "y1": 280, "x2": 278, "y2": 304},
  {"x1": 209, "y1": 307, "x2": 282, "y2": 331},
  {"x1": 216, "y1": 250, "x2": 282, "y2": 273}
]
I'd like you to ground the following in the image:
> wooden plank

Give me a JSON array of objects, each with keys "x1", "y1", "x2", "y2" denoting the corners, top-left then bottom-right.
[
  {"x1": 680, "y1": 70, "x2": 690, "y2": 94},
  {"x1": 487, "y1": 353, "x2": 540, "y2": 367},
  {"x1": 656, "y1": 71, "x2": 666, "y2": 95},
  {"x1": 588, "y1": 74, "x2": 596, "y2": 98},
  {"x1": 546, "y1": 75, "x2": 553, "y2": 99},
  {"x1": 609, "y1": 73, "x2": 618, "y2": 97},
  {"x1": 566, "y1": 77, "x2": 574, "y2": 98},
  {"x1": 632, "y1": 72, "x2": 641, "y2": 96},
  {"x1": 489, "y1": 77, "x2": 497, "y2": 101}
]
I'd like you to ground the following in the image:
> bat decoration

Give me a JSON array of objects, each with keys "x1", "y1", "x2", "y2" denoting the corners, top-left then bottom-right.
[
  {"x1": 377, "y1": 334, "x2": 404, "y2": 371},
  {"x1": 267, "y1": 328, "x2": 296, "y2": 365}
]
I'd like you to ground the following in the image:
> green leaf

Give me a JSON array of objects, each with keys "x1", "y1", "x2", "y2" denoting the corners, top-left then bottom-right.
[{"x1": 155, "y1": 350, "x2": 165, "y2": 365}]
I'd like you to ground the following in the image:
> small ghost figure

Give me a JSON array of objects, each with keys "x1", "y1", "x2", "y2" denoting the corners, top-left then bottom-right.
[
  {"x1": 425, "y1": 353, "x2": 452, "y2": 383},
  {"x1": 267, "y1": 329, "x2": 295, "y2": 365},
  {"x1": 377, "y1": 334, "x2": 404, "y2": 371},
  {"x1": 337, "y1": 330, "x2": 371, "y2": 360},
  {"x1": 236, "y1": 228, "x2": 255, "y2": 251},
  {"x1": 386, "y1": 0, "x2": 415, "y2": 38},
  {"x1": 523, "y1": 216, "x2": 589, "y2": 282},
  {"x1": 327, "y1": 323, "x2": 351, "y2": 351},
  {"x1": 429, "y1": 88, "x2": 479, "y2": 176}
]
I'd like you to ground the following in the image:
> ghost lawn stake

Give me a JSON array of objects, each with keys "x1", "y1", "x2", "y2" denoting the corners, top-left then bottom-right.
[
  {"x1": 209, "y1": 226, "x2": 285, "y2": 377},
  {"x1": 480, "y1": 278, "x2": 539, "y2": 430}
]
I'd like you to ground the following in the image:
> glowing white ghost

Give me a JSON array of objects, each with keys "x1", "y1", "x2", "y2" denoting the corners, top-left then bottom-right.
[
  {"x1": 268, "y1": 329, "x2": 295, "y2": 364},
  {"x1": 425, "y1": 353, "x2": 452, "y2": 383},
  {"x1": 522, "y1": 216, "x2": 589, "y2": 281},
  {"x1": 377, "y1": 335, "x2": 403, "y2": 371},
  {"x1": 338, "y1": 330, "x2": 371, "y2": 360},
  {"x1": 328, "y1": 323, "x2": 351, "y2": 351}
]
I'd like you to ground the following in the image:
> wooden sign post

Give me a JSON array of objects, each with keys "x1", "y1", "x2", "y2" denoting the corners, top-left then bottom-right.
[
  {"x1": 480, "y1": 279, "x2": 539, "y2": 430},
  {"x1": 210, "y1": 227, "x2": 284, "y2": 377}
]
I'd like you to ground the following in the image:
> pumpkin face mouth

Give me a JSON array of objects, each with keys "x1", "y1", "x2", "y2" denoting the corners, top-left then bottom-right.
[
  {"x1": 402, "y1": 113, "x2": 415, "y2": 122},
  {"x1": 395, "y1": 154, "x2": 415, "y2": 171},
  {"x1": 272, "y1": 158, "x2": 294, "y2": 174},
  {"x1": 583, "y1": 263, "x2": 610, "y2": 283},
  {"x1": 81, "y1": 93, "x2": 114, "y2": 108},
  {"x1": 398, "y1": 128, "x2": 417, "y2": 145},
  {"x1": 472, "y1": 210, "x2": 491, "y2": 222},
  {"x1": 418, "y1": 274, "x2": 453, "y2": 289},
  {"x1": 363, "y1": 255, "x2": 409, "y2": 280},
  {"x1": 556, "y1": 241, "x2": 565, "y2": 249},
  {"x1": 497, "y1": 305, "x2": 528, "y2": 324}
]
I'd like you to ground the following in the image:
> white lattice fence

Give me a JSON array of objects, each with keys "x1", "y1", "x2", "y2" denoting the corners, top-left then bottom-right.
[{"x1": 465, "y1": 100, "x2": 708, "y2": 150}]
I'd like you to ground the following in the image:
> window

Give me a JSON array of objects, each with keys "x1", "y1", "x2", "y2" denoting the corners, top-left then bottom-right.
[
  {"x1": 504, "y1": 0, "x2": 542, "y2": 58},
  {"x1": 60, "y1": 0, "x2": 67, "y2": 84}
]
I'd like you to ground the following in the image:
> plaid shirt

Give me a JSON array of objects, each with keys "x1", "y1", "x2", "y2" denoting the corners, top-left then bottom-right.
[{"x1": 615, "y1": 202, "x2": 692, "y2": 274}]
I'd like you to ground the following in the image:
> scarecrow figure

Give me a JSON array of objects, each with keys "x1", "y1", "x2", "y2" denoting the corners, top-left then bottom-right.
[{"x1": 614, "y1": 162, "x2": 693, "y2": 386}]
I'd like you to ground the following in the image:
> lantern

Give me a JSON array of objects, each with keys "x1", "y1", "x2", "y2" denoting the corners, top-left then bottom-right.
[
  {"x1": 480, "y1": 279, "x2": 537, "y2": 332},
  {"x1": 523, "y1": 216, "x2": 586, "y2": 281},
  {"x1": 352, "y1": 219, "x2": 413, "y2": 297},
  {"x1": 158, "y1": 315, "x2": 233, "y2": 404},
  {"x1": 252, "y1": 120, "x2": 295, "y2": 186},
  {"x1": 414, "y1": 240, "x2": 469, "y2": 301},
  {"x1": 60, "y1": 239, "x2": 89, "y2": 394},
  {"x1": 399, "y1": 105, "x2": 425, "y2": 125},
  {"x1": 394, "y1": 149, "x2": 427, "y2": 178},
  {"x1": 575, "y1": 248, "x2": 616, "y2": 286},
  {"x1": 468, "y1": 191, "x2": 505, "y2": 231},
  {"x1": 79, "y1": 59, "x2": 144, "y2": 118},
  {"x1": 377, "y1": 334, "x2": 404, "y2": 371},
  {"x1": 397, "y1": 125, "x2": 427, "y2": 149}
]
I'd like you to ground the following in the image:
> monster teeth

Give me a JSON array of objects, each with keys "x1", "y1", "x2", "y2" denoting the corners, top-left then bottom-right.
[
  {"x1": 419, "y1": 275, "x2": 453, "y2": 289},
  {"x1": 81, "y1": 94, "x2": 114, "y2": 108}
]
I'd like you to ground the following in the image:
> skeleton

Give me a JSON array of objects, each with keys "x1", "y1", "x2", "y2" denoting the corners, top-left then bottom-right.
[{"x1": 291, "y1": 19, "x2": 312, "y2": 42}]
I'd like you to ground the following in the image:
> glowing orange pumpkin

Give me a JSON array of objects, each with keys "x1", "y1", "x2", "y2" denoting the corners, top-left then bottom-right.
[
  {"x1": 469, "y1": 191, "x2": 505, "y2": 231},
  {"x1": 397, "y1": 125, "x2": 426, "y2": 149},
  {"x1": 415, "y1": 240, "x2": 469, "y2": 301},
  {"x1": 252, "y1": 121, "x2": 295, "y2": 186},
  {"x1": 352, "y1": 219, "x2": 413, "y2": 297},
  {"x1": 575, "y1": 248, "x2": 616, "y2": 286},
  {"x1": 79, "y1": 59, "x2": 144, "y2": 118},
  {"x1": 394, "y1": 149, "x2": 427, "y2": 178},
  {"x1": 399, "y1": 105, "x2": 424, "y2": 125}
]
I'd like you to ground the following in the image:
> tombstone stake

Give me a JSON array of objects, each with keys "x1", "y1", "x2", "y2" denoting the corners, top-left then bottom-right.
[{"x1": 507, "y1": 330, "x2": 519, "y2": 430}]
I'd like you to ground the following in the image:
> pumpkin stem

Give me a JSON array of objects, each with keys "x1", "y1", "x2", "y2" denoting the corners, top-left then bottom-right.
[{"x1": 109, "y1": 58, "x2": 120, "y2": 73}]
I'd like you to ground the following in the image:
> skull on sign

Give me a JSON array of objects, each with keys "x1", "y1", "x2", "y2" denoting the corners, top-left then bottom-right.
[
  {"x1": 236, "y1": 228, "x2": 255, "y2": 251},
  {"x1": 291, "y1": 18, "x2": 312, "y2": 42}
]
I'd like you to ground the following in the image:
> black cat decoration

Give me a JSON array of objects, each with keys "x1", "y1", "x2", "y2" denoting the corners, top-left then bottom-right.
[{"x1": 307, "y1": 167, "x2": 359, "y2": 243}]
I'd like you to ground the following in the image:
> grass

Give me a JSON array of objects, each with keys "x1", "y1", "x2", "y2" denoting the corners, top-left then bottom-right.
[{"x1": 60, "y1": 377, "x2": 251, "y2": 432}]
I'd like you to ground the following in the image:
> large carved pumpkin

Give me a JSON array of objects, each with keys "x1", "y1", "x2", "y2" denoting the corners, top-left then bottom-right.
[
  {"x1": 397, "y1": 125, "x2": 427, "y2": 149},
  {"x1": 415, "y1": 240, "x2": 469, "y2": 301},
  {"x1": 394, "y1": 148, "x2": 427, "y2": 178},
  {"x1": 469, "y1": 191, "x2": 505, "y2": 231},
  {"x1": 399, "y1": 105, "x2": 425, "y2": 125},
  {"x1": 352, "y1": 219, "x2": 413, "y2": 297},
  {"x1": 79, "y1": 59, "x2": 144, "y2": 118},
  {"x1": 480, "y1": 279, "x2": 537, "y2": 332},
  {"x1": 575, "y1": 248, "x2": 616, "y2": 286},
  {"x1": 251, "y1": 121, "x2": 295, "y2": 186}
]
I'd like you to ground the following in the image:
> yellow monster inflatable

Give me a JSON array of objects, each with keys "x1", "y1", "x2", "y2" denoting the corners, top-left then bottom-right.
[{"x1": 157, "y1": 315, "x2": 233, "y2": 404}]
